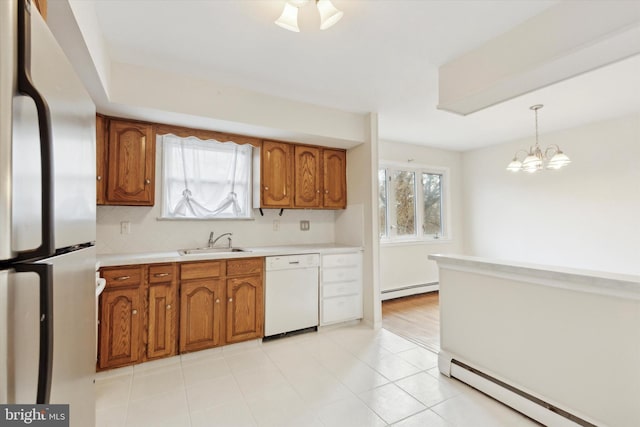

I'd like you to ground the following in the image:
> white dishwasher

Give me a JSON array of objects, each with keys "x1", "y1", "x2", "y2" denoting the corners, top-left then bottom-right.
[{"x1": 265, "y1": 254, "x2": 320, "y2": 337}]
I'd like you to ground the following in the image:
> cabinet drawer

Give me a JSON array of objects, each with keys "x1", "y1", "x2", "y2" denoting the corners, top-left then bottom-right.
[
  {"x1": 227, "y1": 258, "x2": 263, "y2": 277},
  {"x1": 149, "y1": 264, "x2": 175, "y2": 283},
  {"x1": 321, "y1": 295, "x2": 362, "y2": 325},
  {"x1": 322, "y1": 267, "x2": 359, "y2": 284},
  {"x1": 102, "y1": 266, "x2": 142, "y2": 288},
  {"x1": 322, "y1": 281, "x2": 361, "y2": 298},
  {"x1": 322, "y1": 252, "x2": 361, "y2": 268},
  {"x1": 180, "y1": 261, "x2": 224, "y2": 280}
]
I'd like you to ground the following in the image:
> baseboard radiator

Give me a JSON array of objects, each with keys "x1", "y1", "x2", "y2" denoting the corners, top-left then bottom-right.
[
  {"x1": 439, "y1": 353, "x2": 598, "y2": 427},
  {"x1": 380, "y1": 282, "x2": 438, "y2": 301}
]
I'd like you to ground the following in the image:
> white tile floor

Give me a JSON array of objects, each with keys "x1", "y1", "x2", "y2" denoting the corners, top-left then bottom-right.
[{"x1": 95, "y1": 325, "x2": 540, "y2": 427}]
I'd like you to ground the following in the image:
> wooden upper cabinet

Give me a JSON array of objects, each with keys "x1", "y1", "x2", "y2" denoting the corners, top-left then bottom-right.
[
  {"x1": 261, "y1": 140, "x2": 293, "y2": 208},
  {"x1": 33, "y1": 0, "x2": 47, "y2": 21},
  {"x1": 106, "y1": 119, "x2": 155, "y2": 206},
  {"x1": 96, "y1": 115, "x2": 107, "y2": 205},
  {"x1": 294, "y1": 145, "x2": 321, "y2": 208},
  {"x1": 322, "y1": 149, "x2": 347, "y2": 209}
]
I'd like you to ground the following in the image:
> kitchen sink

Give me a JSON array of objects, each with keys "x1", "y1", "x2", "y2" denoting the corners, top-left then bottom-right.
[{"x1": 179, "y1": 247, "x2": 249, "y2": 256}]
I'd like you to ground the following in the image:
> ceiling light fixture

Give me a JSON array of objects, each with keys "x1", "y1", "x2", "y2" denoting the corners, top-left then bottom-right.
[
  {"x1": 507, "y1": 104, "x2": 571, "y2": 173},
  {"x1": 275, "y1": 0, "x2": 344, "y2": 32}
]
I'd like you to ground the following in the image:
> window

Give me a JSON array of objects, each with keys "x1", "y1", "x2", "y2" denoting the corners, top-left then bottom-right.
[
  {"x1": 161, "y1": 134, "x2": 253, "y2": 219},
  {"x1": 379, "y1": 164, "x2": 447, "y2": 241},
  {"x1": 391, "y1": 170, "x2": 416, "y2": 236},
  {"x1": 422, "y1": 172, "x2": 442, "y2": 235}
]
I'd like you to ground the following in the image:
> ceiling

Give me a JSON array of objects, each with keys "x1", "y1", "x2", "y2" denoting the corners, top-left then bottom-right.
[{"x1": 87, "y1": 0, "x2": 640, "y2": 151}]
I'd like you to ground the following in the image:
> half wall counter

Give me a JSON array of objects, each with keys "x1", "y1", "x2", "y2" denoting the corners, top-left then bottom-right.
[{"x1": 429, "y1": 254, "x2": 640, "y2": 427}]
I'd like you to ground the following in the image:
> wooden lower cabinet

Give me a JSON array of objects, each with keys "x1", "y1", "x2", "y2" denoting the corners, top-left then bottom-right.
[
  {"x1": 179, "y1": 278, "x2": 225, "y2": 353},
  {"x1": 147, "y1": 264, "x2": 178, "y2": 359},
  {"x1": 180, "y1": 258, "x2": 264, "y2": 351},
  {"x1": 99, "y1": 258, "x2": 265, "y2": 369},
  {"x1": 226, "y1": 275, "x2": 264, "y2": 343},
  {"x1": 147, "y1": 283, "x2": 178, "y2": 359},
  {"x1": 98, "y1": 286, "x2": 142, "y2": 370}
]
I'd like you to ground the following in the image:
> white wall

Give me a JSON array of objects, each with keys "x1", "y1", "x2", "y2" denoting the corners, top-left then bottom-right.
[
  {"x1": 378, "y1": 140, "x2": 464, "y2": 293},
  {"x1": 107, "y1": 62, "x2": 365, "y2": 149},
  {"x1": 462, "y1": 113, "x2": 640, "y2": 275},
  {"x1": 336, "y1": 113, "x2": 381, "y2": 328},
  {"x1": 97, "y1": 139, "x2": 336, "y2": 254}
]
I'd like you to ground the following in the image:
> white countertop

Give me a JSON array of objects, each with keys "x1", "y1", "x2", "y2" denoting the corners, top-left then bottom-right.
[
  {"x1": 429, "y1": 254, "x2": 640, "y2": 300},
  {"x1": 98, "y1": 244, "x2": 363, "y2": 267}
]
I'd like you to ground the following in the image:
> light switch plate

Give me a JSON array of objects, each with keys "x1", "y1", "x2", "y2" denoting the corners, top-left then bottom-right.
[{"x1": 300, "y1": 220, "x2": 310, "y2": 231}]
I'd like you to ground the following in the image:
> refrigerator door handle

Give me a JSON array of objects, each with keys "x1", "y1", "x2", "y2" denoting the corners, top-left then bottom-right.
[
  {"x1": 15, "y1": 0, "x2": 54, "y2": 262},
  {"x1": 14, "y1": 262, "x2": 53, "y2": 404}
]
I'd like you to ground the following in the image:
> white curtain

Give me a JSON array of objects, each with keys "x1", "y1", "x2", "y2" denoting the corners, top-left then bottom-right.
[{"x1": 162, "y1": 134, "x2": 253, "y2": 219}]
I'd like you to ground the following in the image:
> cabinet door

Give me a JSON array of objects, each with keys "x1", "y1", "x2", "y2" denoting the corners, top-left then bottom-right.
[
  {"x1": 147, "y1": 282, "x2": 177, "y2": 360},
  {"x1": 106, "y1": 120, "x2": 155, "y2": 205},
  {"x1": 226, "y1": 275, "x2": 264, "y2": 343},
  {"x1": 180, "y1": 279, "x2": 224, "y2": 353},
  {"x1": 261, "y1": 141, "x2": 293, "y2": 208},
  {"x1": 322, "y1": 149, "x2": 347, "y2": 209},
  {"x1": 96, "y1": 115, "x2": 107, "y2": 205},
  {"x1": 98, "y1": 288, "x2": 142, "y2": 369},
  {"x1": 294, "y1": 145, "x2": 321, "y2": 208}
]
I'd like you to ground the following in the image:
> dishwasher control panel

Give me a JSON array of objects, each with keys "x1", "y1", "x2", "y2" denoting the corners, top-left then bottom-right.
[{"x1": 266, "y1": 254, "x2": 320, "y2": 270}]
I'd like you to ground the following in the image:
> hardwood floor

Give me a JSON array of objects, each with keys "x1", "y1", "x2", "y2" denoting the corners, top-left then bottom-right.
[{"x1": 382, "y1": 291, "x2": 440, "y2": 353}]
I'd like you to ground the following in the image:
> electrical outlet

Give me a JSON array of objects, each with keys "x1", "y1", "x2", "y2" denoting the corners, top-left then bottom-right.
[
  {"x1": 273, "y1": 219, "x2": 280, "y2": 231},
  {"x1": 300, "y1": 220, "x2": 310, "y2": 231},
  {"x1": 120, "y1": 221, "x2": 131, "y2": 234}
]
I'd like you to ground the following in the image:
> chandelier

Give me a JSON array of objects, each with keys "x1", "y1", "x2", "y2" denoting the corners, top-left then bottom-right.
[
  {"x1": 507, "y1": 105, "x2": 571, "y2": 173},
  {"x1": 275, "y1": 0, "x2": 344, "y2": 32}
]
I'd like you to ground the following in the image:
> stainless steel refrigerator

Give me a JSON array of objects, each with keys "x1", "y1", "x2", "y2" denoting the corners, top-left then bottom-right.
[{"x1": 1, "y1": 0, "x2": 96, "y2": 426}]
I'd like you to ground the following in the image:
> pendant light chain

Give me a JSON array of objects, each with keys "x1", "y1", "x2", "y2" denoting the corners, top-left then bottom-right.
[{"x1": 534, "y1": 107, "x2": 539, "y2": 148}]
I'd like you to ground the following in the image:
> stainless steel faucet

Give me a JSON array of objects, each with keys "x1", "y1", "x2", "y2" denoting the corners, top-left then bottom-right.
[
  {"x1": 211, "y1": 232, "x2": 233, "y2": 248},
  {"x1": 207, "y1": 231, "x2": 215, "y2": 248}
]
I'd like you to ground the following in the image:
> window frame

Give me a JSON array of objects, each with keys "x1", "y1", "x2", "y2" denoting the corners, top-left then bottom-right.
[{"x1": 378, "y1": 161, "x2": 451, "y2": 244}]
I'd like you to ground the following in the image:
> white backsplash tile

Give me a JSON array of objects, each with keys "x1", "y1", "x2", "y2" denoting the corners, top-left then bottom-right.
[{"x1": 97, "y1": 205, "x2": 337, "y2": 254}]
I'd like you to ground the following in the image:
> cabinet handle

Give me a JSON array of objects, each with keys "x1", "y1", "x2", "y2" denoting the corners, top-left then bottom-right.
[
  {"x1": 264, "y1": 186, "x2": 269, "y2": 191},
  {"x1": 114, "y1": 275, "x2": 130, "y2": 281},
  {"x1": 228, "y1": 298, "x2": 233, "y2": 303},
  {"x1": 96, "y1": 175, "x2": 102, "y2": 181},
  {"x1": 145, "y1": 179, "x2": 151, "y2": 184},
  {"x1": 132, "y1": 309, "x2": 138, "y2": 315},
  {"x1": 215, "y1": 299, "x2": 220, "y2": 303},
  {"x1": 154, "y1": 273, "x2": 170, "y2": 277},
  {"x1": 166, "y1": 304, "x2": 171, "y2": 310},
  {"x1": 325, "y1": 190, "x2": 329, "y2": 194},
  {"x1": 316, "y1": 190, "x2": 320, "y2": 193}
]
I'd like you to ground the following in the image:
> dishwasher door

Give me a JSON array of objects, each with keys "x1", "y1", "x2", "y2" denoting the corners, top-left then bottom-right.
[{"x1": 265, "y1": 254, "x2": 319, "y2": 337}]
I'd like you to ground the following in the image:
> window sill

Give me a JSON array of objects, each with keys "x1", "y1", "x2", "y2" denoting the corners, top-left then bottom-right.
[
  {"x1": 156, "y1": 216, "x2": 256, "y2": 221},
  {"x1": 380, "y1": 238, "x2": 454, "y2": 247}
]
